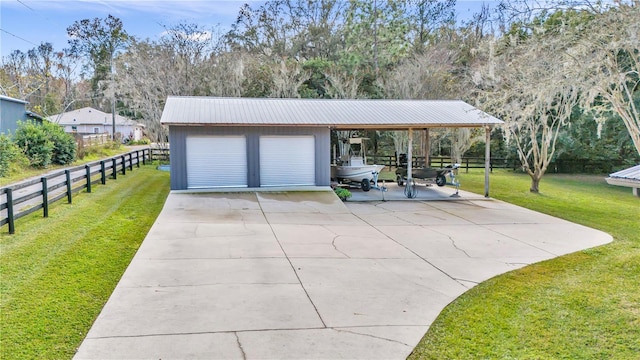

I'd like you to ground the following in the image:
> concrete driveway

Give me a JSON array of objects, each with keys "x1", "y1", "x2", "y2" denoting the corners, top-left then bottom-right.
[{"x1": 74, "y1": 190, "x2": 611, "y2": 359}]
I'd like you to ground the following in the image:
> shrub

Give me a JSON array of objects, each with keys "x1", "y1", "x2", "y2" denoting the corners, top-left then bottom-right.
[
  {"x1": 0, "y1": 134, "x2": 28, "y2": 177},
  {"x1": 13, "y1": 121, "x2": 77, "y2": 168},
  {"x1": 334, "y1": 187, "x2": 352, "y2": 201},
  {"x1": 127, "y1": 138, "x2": 151, "y2": 145},
  {"x1": 42, "y1": 122, "x2": 76, "y2": 165},
  {"x1": 13, "y1": 121, "x2": 54, "y2": 168}
]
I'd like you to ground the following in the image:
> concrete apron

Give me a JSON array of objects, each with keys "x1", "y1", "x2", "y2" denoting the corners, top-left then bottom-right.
[{"x1": 74, "y1": 191, "x2": 612, "y2": 359}]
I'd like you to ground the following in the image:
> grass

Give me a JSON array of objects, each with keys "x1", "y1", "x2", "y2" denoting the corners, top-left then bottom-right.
[
  {"x1": 409, "y1": 169, "x2": 640, "y2": 359},
  {"x1": 0, "y1": 165, "x2": 170, "y2": 359}
]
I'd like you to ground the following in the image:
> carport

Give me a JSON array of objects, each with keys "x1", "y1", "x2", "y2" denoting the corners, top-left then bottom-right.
[{"x1": 160, "y1": 97, "x2": 503, "y2": 196}]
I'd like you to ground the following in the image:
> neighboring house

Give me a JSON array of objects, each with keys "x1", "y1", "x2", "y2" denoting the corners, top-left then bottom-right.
[
  {"x1": 606, "y1": 165, "x2": 640, "y2": 197},
  {"x1": 160, "y1": 96, "x2": 503, "y2": 191},
  {"x1": 0, "y1": 95, "x2": 44, "y2": 135},
  {"x1": 48, "y1": 107, "x2": 144, "y2": 141}
]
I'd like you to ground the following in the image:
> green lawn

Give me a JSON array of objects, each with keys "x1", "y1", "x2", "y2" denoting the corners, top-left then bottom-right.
[
  {"x1": 0, "y1": 165, "x2": 170, "y2": 359},
  {"x1": 409, "y1": 169, "x2": 640, "y2": 359}
]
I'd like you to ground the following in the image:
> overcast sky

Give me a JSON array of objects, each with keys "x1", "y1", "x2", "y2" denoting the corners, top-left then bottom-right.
[{"x1": 1, "y1": 0, "x2": 495, "y2": 58}]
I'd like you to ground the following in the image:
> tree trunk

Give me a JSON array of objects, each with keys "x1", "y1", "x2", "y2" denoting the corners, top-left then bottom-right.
[{"x1": 530, "y1": 176, "x2": 540, "y2": 193}]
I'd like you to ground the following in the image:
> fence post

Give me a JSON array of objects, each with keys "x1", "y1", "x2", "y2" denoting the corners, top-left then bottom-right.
[
  {"x1": 41, "y1": 177, "x2": 49, "y2": 218},
  {"x1": 129, "y1": 153, "x2": 133, "y2": 171},
  {"x1": 6, "y1": 188, "x2": 15, "y2": 234},
  {"x1": 85, "y1": 165, "x2": 92, "y2": 193},
  {"x1": 136, "y1": 151, "x2": 140, "y2": 168},
  {"x1": 465, "y1": 158, "x2": 469, "y2": 173},
  {"x1": 65, "y1": 170, "x2": 72, "y2": 203},
  {"x1": 121, "y1": 155, "x2": 126, "y2": 175},
  {"x1": 149, "y1": 148, "x2": 153, "y2": 161},
  {"x1": 142, "y1": 149, "x2": 146, "y2": 165},
  {"x1": 112, "y1": 158, "x2": 117, "y2": 179},
  {"x1": 101, "y1": 161, "x2": 106, "y2": 184}
]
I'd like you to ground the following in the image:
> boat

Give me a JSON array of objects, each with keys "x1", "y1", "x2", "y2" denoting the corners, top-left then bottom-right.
[
  {"x1": 395, "y1": 164, "x2": 460, "y2": 187},
  {"x1": 331, "y1": 137, "x2": 385, "y2": 191}
]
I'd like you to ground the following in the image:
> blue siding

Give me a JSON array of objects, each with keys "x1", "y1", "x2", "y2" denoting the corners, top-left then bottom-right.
[
  {"x1": 168, "y1": 125, "x2": 331, "y2": 190},
  {"x1": 1, "y1": 99, "x2": 29, "y2": 135}
]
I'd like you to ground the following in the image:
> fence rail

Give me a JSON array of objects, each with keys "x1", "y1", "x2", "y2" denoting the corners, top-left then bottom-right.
[
  {"x1": 1, "y1": 148, "x2": 151, "y2": 234},
  {"x1": 75, "y1": 133, "x2": 110, "y2": 147},
  {"x1": 368, "y1": 155, "x2": 517, "y2": 172},
  {"x1": 149, "y1": 147, "x2": 170, "y2": 161}
]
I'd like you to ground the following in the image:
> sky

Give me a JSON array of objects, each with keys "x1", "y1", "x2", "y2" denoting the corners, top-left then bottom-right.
[{"x1": 0, "y1": 0, "x2": 497, "y2": 58}]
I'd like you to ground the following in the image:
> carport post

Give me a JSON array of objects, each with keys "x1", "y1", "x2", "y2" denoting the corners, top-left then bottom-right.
[
  {"x1": 423, "y1": 128, "x2": 430, "y2": 167},
  {"x1": 485, "y1": 125, "x2": 491, "y2": 198},
  {"x1": 407, "y1": 128, "x2": 413, "y2": 181}
]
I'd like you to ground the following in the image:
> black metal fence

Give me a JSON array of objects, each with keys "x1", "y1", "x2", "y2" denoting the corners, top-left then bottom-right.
[{"x1": 1, "y1": 148, "x2": 151, "y2": 234}]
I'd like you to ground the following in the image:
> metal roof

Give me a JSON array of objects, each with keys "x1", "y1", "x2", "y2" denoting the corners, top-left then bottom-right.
[
  {"x1": 160, "y1": 96, "x2": 503, "y2": 129},
  {"x1": 608, "y1": 165, "x2": 640, "y2": 182},
  {"x1": 0, "y1": 95, "x2": 28, "y2": 104},
  {"x1": 48, "y1": 107, "x2": 143, "y2": 126}
]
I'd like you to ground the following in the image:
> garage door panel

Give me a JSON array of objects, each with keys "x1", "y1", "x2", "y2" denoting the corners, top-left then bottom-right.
[
  {"x1": 260, "y1": 136, "x2": 315, "y2": 186},
  {"x1": 187, "y1": 136, "x2": 247, "y2": 188}
]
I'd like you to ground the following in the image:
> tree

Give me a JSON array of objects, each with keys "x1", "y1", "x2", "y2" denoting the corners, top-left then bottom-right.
[
  {"x1": 471, "y1": 15, "x2": 582, "y2": 192},
  {"x1": 270, "y1": 58, "x2": 308, "y2": 98},
  {"x1": 1, "y1": 50, "x2": 41, "y2": 99},
  {"x1": 449, "y1": 128, "x2": 484, "y2": 164},
  {"x1": 573, "y1": 1, "x2": 640, "y2": 155},
  {"x1": 115, "y1": 39, "x2": 175, "y2": 144},
  {"x1": 407, "y1": 0, "x2": 456, "y2": 54},
  {"x1": 54, "y1": 48, "x2": 83, "y2": 110},
  {"x1": 342, "y1": 0, "x2": 410, "y2": 75},
  {"x1": 67, "y1": 15, "x2": 129, "y2": 139},
  {"x1": 160, "y1": 23, "x2": 212, "y2": 87},
  {"x1": 67, "y1": 15, "x2": 129, "y2": 93}
]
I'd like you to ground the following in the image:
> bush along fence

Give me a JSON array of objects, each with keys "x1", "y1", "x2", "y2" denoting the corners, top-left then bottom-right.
[{"x1": 0, "y1": 148, "x2": 151, "y2": 234}]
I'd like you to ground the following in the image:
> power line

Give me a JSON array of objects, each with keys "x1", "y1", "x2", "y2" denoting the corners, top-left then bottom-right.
[
  {"x1": 0, "y1": 28, "x2": 38, "y2": 47},
  {"x1": 16, "y1": 0, "x2": 36, "y2": 12}
]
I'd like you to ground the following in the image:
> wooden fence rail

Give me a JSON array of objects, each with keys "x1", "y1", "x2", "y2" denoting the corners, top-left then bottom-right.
[
  {"x1": 368, "y1": 155, "x2": 518, "y2": 172},
  {"x1": 149, "y1": 147, "x2": 170, "y2": 162},
  {"x1": 77, "y1": 133, "x2": 110, "y2": 147},
  {"x1": 0, "y1": 148, "x2": 151, "y2": 234}
]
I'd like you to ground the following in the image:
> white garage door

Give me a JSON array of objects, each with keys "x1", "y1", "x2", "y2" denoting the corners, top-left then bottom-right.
[
  {"x1": 186, "y1": 136, "x2": 247, "y2": 188},
  {"x1": 260, "y1": 136, "x2": 315, "y2": 186}
]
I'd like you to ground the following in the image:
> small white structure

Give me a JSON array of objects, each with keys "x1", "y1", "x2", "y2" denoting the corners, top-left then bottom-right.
[
  {"x1": 606, "y1": 165, "x2": 640, "y2": 197},
  {"x1": 48, "y1": 107, "x2": 144, "y2": 142}
]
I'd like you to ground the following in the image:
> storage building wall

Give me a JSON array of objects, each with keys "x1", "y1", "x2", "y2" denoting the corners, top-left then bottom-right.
[{"x1": 168, "y1": 125, "x2": 331, "y2": 190}]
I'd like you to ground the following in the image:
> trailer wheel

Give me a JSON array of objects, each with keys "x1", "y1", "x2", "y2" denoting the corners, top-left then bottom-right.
[
  {"x1": 361, "y1": 178, "x2": 371, "y2": 192},
  {"x1": 436, "y1": 174, "x2": 447, "y2": 187},
  {"x1": 396, "y1": 175, "x2": 405, "y2": 186}
]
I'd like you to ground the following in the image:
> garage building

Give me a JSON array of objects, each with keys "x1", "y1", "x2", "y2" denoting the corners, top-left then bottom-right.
[{"x1": 160, "y1": 96, "x2": 502, "y2": 191}]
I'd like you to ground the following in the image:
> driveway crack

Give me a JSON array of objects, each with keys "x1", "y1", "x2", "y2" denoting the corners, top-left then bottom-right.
[
  {"x1": 234, "y1": 332, "x2": 247, "y2": 360},
  {"x1": 331, "y1": 235, "x2": 351, "y2": 258},
  {"x1": 429, "y1": 228, "x2": 472, "y2": 258},
  {"x1": 257, "y1": 199, "x2": 328, "y2": 328},
  {"x1": 333, "y1": 328, "x2": 412, "y2": 347}
]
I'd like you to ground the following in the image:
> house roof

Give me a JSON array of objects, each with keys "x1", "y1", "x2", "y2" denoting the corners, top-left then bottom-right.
[
  {"x1": 609, "y1": 165, "x2": 640, "y2": 180},
  {"x1": 606, "y1": 164, "x2": 640, "y2": 188},
  {"x1": 0, "y1": 95, "x2": 28, "y2": 104},
  {"x1": 48, "y1": 107, "x2": 143, "y2": 127},
  {"x1": 26, "y1": 111, "x2": 44, "y2": 121},
  {"x1": 160, "y1": 96, "x2": 503, "y2": 129}
]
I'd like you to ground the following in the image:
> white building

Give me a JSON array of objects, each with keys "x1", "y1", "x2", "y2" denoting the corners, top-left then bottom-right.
[{"x1": 49, "y1": 107, "x2": 144, "y2": 142}]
